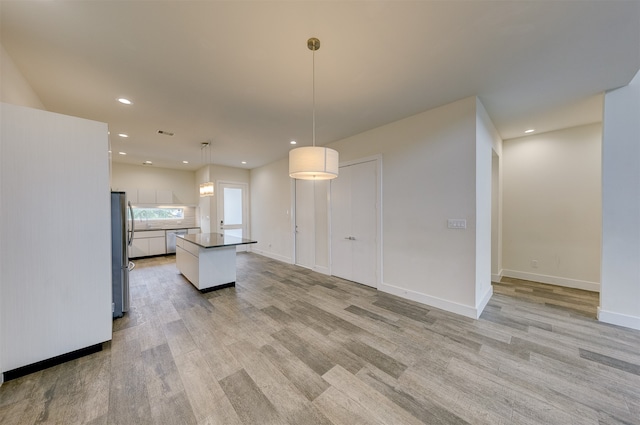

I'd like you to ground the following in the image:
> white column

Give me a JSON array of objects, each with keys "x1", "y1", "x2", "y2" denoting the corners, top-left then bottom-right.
[{"x1": 599, "y1": 69, "x2": 640, "y2": 330}]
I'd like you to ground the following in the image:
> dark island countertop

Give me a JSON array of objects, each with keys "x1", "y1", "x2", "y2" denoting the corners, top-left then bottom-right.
[{"x1": 177, "y1": 232, "x2": 257, "y2": 249}]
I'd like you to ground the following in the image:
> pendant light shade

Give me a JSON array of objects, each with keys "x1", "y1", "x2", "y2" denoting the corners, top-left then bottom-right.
[
  {"x1": 289, "y1": 146, "x2": 339, "y2": 180},
  {"x1": 289, "y1": 37, "x2": 339, "y2": 180},
  {"x1": 199, "y1": 182, "x2": 214, "y2": 197},
  {"x1": 200, "y1": 142, "x2": 214, "y2": 197}
]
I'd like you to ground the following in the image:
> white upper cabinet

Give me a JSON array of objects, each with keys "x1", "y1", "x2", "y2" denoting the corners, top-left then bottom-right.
[
  {"x1": 128, "y1": 188, "x2": 174, "y2": 205},
  {"x1": 123, "y1": 188, "x2": 138, "y2": 204},
  {"x1": 137, "y1": 188, "x2": 156, "y2": 204},
  {"x1": 156, "y1": 189, "x2": 173, "y2": 204}
]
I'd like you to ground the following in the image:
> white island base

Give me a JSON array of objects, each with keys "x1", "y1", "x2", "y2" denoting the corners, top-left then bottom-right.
[{"x1": 176, "y1": 233, "x2": 256, "y2": 292}]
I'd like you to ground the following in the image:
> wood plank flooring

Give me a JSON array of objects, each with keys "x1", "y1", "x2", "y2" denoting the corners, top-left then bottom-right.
[{"x1": 1, "y1": 253, "x2": 639, "y2": 424}]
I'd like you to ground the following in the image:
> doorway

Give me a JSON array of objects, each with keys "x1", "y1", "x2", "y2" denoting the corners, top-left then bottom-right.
[
  {"x1": 295, "y1": 179, "x2": 315, "y2": 269},
  {"x1": 217, "y1": 181, "x2": 249, "y2": 252},
  {"x1": 330, "y1": 157, "x2": 380, "y2": 288}
]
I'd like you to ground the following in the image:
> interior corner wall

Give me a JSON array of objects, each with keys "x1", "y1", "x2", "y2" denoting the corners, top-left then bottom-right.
[
  {"x1": 502, "y1": 123, "x2": 602, "y2": 292},
  {"x1": 600, "y1": 69, "x2": 640, "y2": 331},
  {"x1": 251, "y1": 96, "x2": 491, "y2": 319},
  {"x1": 491, "y1": 152, "x2": 502, "y2": 281},
  {"x1": 475, "y1": 98, "x2": 500, "y2": 313},
  {"x1": 329, "y1": 97, "x2": 480, "y2": 317},
  {"x1": 250, "y1": 158, "x2": 294, "y2": 263},
  {"x1": 0, "y1": 44, "x2": 45, "y2": 110}
]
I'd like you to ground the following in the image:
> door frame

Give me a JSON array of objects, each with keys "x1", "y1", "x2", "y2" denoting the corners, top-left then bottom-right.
[
  {"x1": 294, "y1": 179, "x2": 316, "y2": 270},
  {"x1": 329, "y1": 154, "x2": 383, "y2": 287},
  {"x1": 216, "y1": 180, "x2": 250, "y2": 251}
]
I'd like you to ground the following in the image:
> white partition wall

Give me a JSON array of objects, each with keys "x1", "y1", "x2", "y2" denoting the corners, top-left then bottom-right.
[
  {"x1": 1, "y1": 103, "x2": 112, "y2": 374},
  {"x1": 251, "y1": 96, "x2": 496, "y2": 319},
  {"x1": 600, "y1": 70, "x2": 640, "y2": 330}
]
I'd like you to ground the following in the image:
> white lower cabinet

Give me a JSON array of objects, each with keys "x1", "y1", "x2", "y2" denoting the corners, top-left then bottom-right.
[
  {"x1": 148, "y1": 236, "x2": 167, "y2": 255},
  {"x1": 130, "y1": 230, "x2": 166, "y2": 258},
  {"x1": 176, "y1": 244, "x2": 199, "y2": 286}
]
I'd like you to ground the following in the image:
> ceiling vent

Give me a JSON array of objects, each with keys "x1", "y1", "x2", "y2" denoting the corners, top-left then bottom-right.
[{"x1": 157, "y1": 130, "x2": 174, "y2": 136}]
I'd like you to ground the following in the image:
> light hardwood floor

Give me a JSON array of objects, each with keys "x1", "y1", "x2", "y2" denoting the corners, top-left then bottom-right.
[{"x1": 1, "y1": 253, "x2": 639, "y2": 424}]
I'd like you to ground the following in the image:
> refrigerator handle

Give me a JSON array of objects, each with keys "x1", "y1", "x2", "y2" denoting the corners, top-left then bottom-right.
[{"x1": 128, "y1": 201, "x2": 135, "y2": 247}]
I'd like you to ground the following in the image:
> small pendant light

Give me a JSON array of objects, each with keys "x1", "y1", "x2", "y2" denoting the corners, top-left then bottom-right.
[{"x1": 199, "y1": 142, "x2": 214, "y2": 197}]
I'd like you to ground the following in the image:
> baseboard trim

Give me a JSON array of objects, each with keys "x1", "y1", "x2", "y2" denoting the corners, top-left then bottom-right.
[
  {"x1": 2, "y1": 343, "x2": 104, "y2": 382},
  {"x1": 379, "y1": 282, "x2": 480, "y2": 319},
  {"x1": 491, "y1": 269, "x2": 503, "y2": 283},
  {"x1": 477, "y1": 286, "x2": 493, "y2": 318},
  {"x1": 252, "y1": 249, "x2": 292, "y2": 264},
  {"x1": 313, "y1": 265, "x2": 331, "y2": 276},
  {"x1": 501, "y1": 269, "x2": 600, "y2": 292},
  {"x1": 597, "y1": 308, "x2": 640, "y2": 331}
]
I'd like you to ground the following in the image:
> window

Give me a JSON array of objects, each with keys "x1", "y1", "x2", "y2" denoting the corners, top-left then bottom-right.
[{"x1": 132, "y1": 207, "x2": 184, "y2": 220}]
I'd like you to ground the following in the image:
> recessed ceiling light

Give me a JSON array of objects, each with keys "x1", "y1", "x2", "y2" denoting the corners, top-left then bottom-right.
[
  {"x1": 290, "y1": 140, "x2": 297, "y2": 145},
  {"x1": 117, "y1": 98, "x2": 132, "y2": 105},
  {"x1": 118, "y1": 152, "x2": 127, "y2": 155},
  {"x1": 118, "y1": 133, "x2": 128, "y2": 138},
  {"x1": 525, "y1": 129, "x2": 535, "y2": 134},
  {"x1": 144, "y1": 161, "x2": 152, "y2": 165},
  {"x1": 241, "y1": 161, "x2": 247, "y2": 165},
  {"x1": 182, "y1": 160, "x2": 189, "y2": 164}
]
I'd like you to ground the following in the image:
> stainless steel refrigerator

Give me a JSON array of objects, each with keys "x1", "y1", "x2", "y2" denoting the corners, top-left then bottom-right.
[{"x1": 111, "y1": 191, "x2": 134, "y2": 318}]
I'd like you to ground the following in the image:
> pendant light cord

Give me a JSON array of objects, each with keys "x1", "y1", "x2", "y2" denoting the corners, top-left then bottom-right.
[{"x1": 312, "y1": 45, "x2": 316, "y2": 147}]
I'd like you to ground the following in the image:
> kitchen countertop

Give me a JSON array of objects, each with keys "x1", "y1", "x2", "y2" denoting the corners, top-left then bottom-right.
[
  {"x1": 135, "y1": 226, "x2": 200, "y2": 231},
  {"x1": 177, "y1": 232, "x2": 257, "y2": 249}
]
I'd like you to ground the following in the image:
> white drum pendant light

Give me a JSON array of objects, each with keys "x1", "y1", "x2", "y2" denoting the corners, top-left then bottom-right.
[{"x1": 289, "y1": 38, "x2": 339, "y2": 180}]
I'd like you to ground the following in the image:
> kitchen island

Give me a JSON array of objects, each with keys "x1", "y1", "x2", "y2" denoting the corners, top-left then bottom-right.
[{"x1": 176, "y1": 233, "x2": 257, "y2": 292}]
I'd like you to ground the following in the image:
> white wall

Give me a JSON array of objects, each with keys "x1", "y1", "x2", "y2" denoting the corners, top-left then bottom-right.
[
  {"x1": 313, "y1": 180, "x2": 330, "y2": 271},
  {"x1": 251, "y1": 96, "x2": 494, "y2": 318},
  {"x1": 0, "y1": 44, "x2": 45, "y2": 110},
  {"x1": 475, "y1": 99, "x2": 499, "y2": 309},
  {"x1": 491, "y1": 152, "x2": 502, "y2": 281},
  {"x1": 250, "y1": 158, "x2": 294, "y2": 263},
  {"x1": 502, "y1": 123, "x2": 602, "y2": 291},
  {"x1": 111, "y1": 162, "x2": 197, "y2": 205},
  {"x1": 600, "y1": 69, "x2": 640, "y2": 330},
  {"x1": 0, "y1": 44, "x2": 45, "y2": 384}
]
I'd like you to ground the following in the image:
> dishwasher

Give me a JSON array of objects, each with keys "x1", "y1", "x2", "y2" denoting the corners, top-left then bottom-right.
[{"x1": 166, "y1": 229, "x2": 188, "y2": 254}]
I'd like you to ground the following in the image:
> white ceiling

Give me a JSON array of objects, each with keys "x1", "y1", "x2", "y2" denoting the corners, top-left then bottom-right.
[{"x1": 1, "y1": 1, "x2": 638, "y2": 171}]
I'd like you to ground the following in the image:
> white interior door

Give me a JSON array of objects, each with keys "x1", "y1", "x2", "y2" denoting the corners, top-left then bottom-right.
[
  {"x1": 295, "y1": 179, "x2": 315, "y2": 269},
  {"x1": 218, "y1": 182, "x2": 249, "y2": 252},
  {"x1": 331, "y1": 159, "x2": 378, "y2": 287}
]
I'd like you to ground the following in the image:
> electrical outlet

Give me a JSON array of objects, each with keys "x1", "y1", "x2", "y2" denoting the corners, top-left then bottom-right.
[
  {"x1": 447, "y1": 219, "x2": 466, "y2": 229},
  {"x1": 531, "y1": 260, "x2": 538, "y2": 268}
]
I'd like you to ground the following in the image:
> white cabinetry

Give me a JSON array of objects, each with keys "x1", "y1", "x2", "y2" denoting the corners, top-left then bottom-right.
[
  {"x1": 175, "y1": 236, "x2": 239, "y2": 291},
  {"x1": 130, "y1": 230, "x2": 166, "y2": 258},
  {"x1": 156, "y1": 189, "x2": 173, "y2": 204},
  {"x1": 1, "y1": 103, "x2": 112, "y2": 374},
  {"x1": 124, "y1": 188, "x2": 138, "y2": 204},
  {"x1": 176, "y1": 237, "x2": 200, "y2": 286},
  {"x1": 133, "y1": 189, "x2": 174, "y2": 204}
]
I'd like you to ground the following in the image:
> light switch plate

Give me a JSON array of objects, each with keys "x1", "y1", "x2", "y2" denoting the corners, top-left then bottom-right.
[{"x1": 447, "y1": 219, "x2": 467, "y2": 229}]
